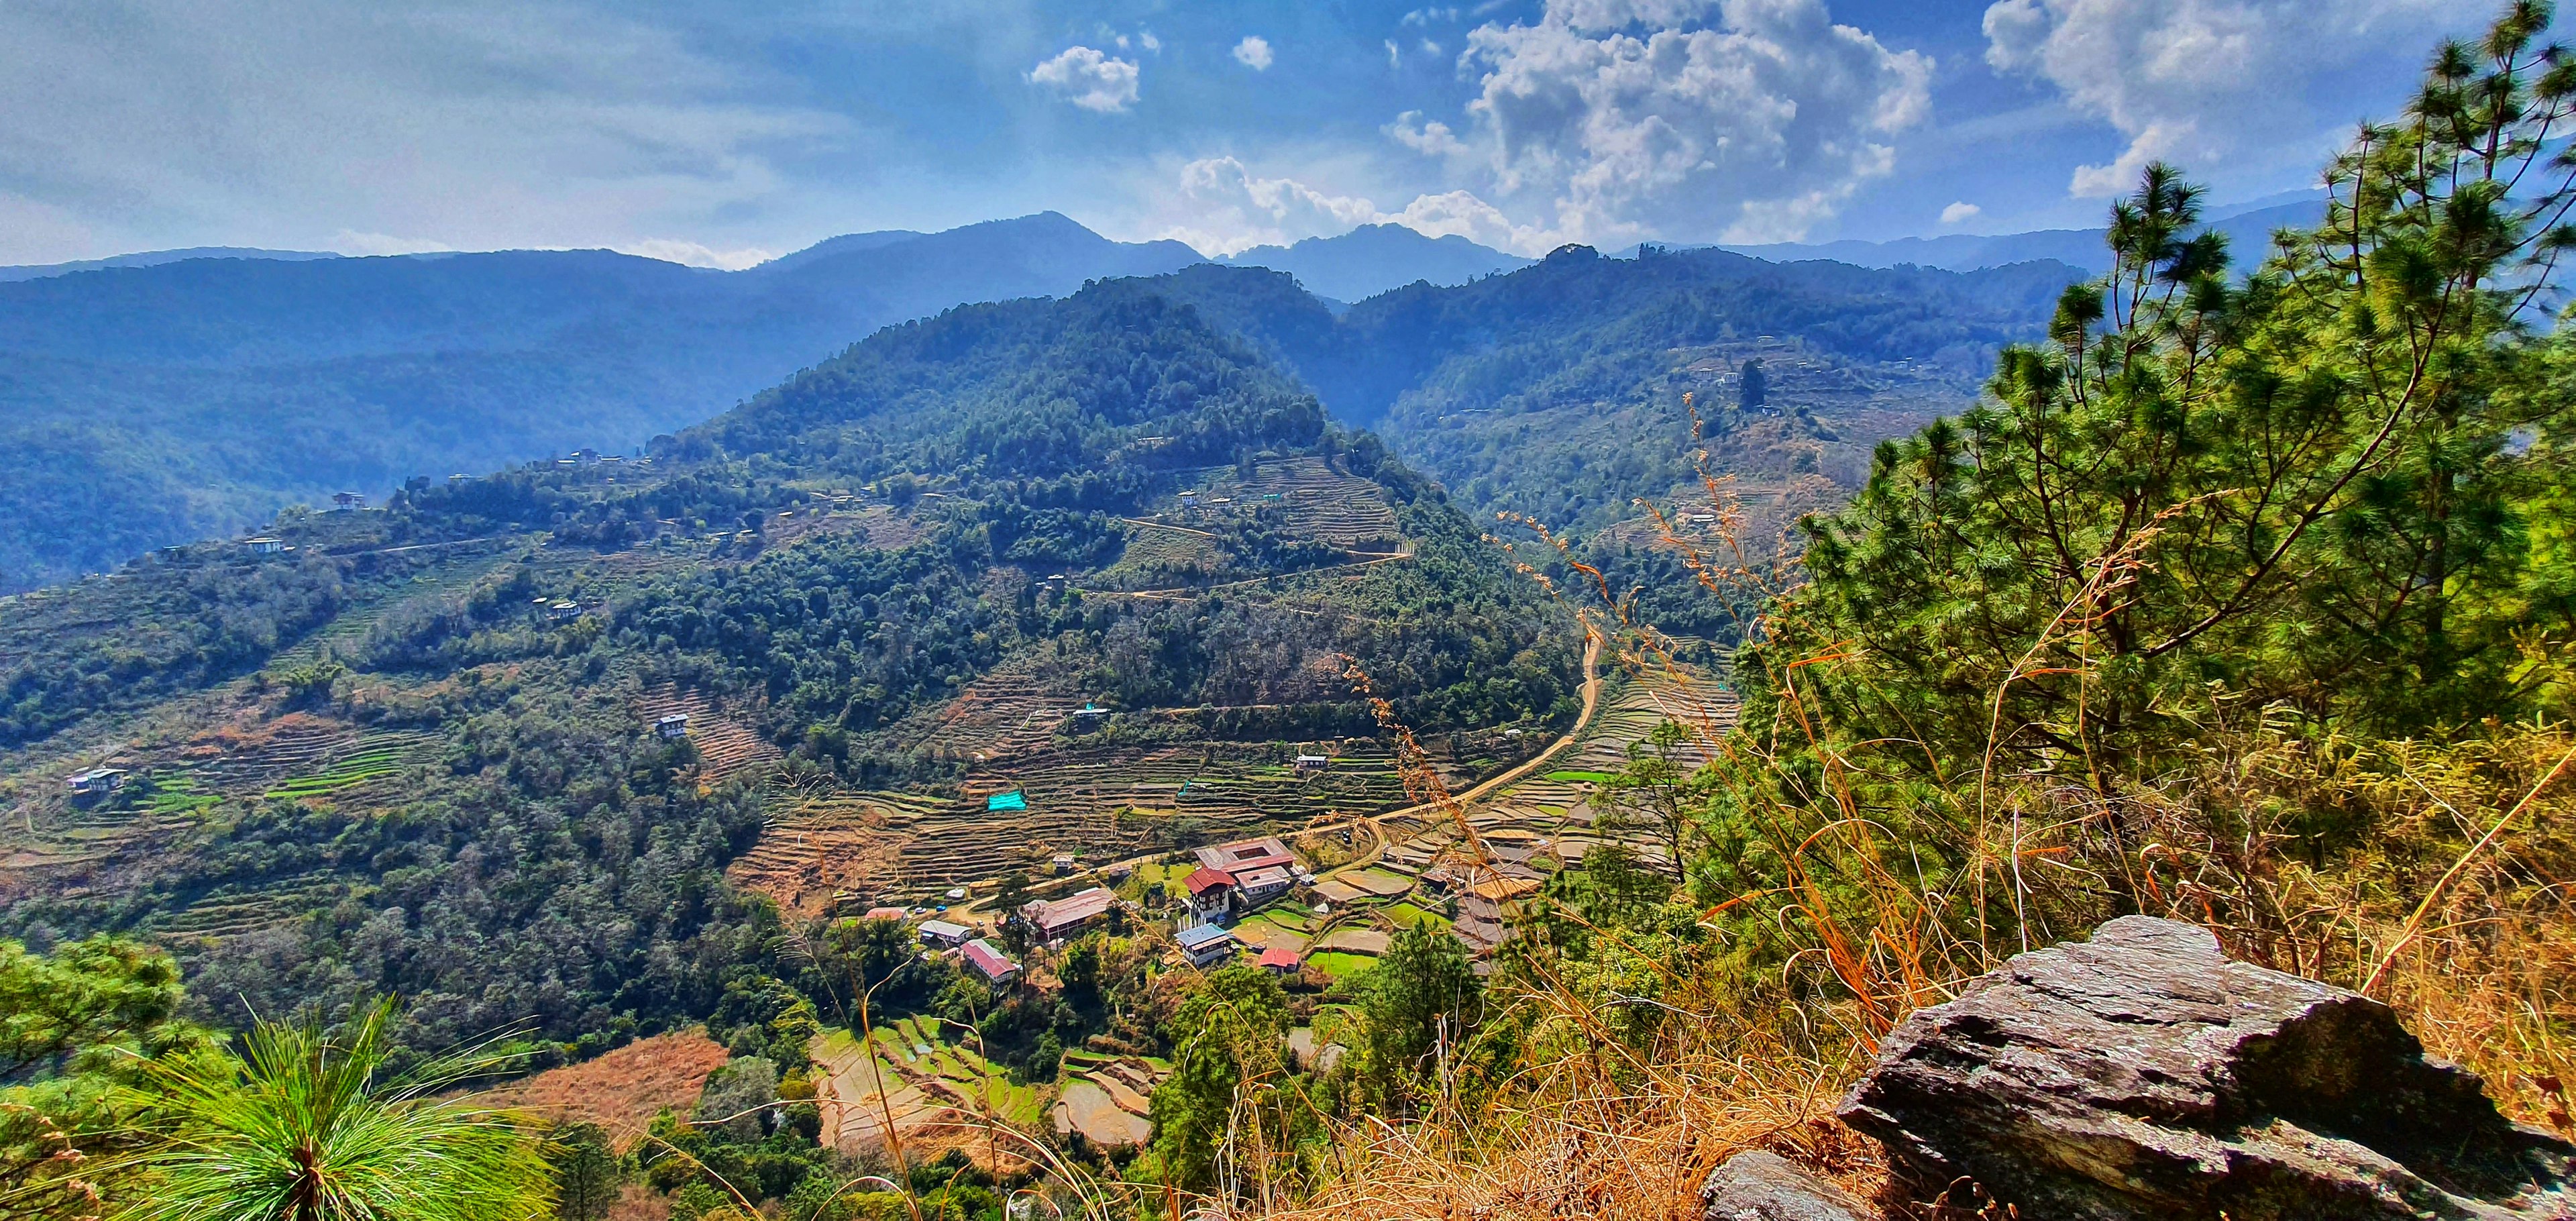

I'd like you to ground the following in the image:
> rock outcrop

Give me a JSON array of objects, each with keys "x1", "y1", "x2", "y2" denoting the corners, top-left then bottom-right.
[
  {"x1": 1837, "y1": 916, "x2": 2575, "y2": 1219},
  {"x1": 1701, "y1": 1150, "x2": 1868, "y2": 1221}
]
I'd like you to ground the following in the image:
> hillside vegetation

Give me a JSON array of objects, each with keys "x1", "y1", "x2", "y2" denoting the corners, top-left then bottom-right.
[{"x1": 2, "y1": 9, "x2": 2570, "y2": 1221}]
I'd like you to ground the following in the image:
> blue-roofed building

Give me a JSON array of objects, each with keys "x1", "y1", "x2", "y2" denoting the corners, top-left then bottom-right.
[
  {"x1": 986, "y1": 790, "x2": 1027, "y2": 812},
  {"x1": 1176, "y1": 922, "x2": 1238, "y2": 969}
]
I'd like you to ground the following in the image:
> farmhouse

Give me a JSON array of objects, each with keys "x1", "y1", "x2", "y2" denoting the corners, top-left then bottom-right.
[
  {"x1": 1232, "y1": 865, "x2": 1294, "y2": 904},
  {"x1": 918, "y1": 919, "x2": 973, "y2": 948},
  {"x1": 1256, "y1": 946, "x2": 1302, "y2": 975},
  {"x1": 244, "y1": 537, "x2": 285, "y2": 555},
  {"x1": 331, "y1": 492, "x2": 366, "y2": 511},
  {"x1": 65, "y1": 767, "x2": 127, "y2": 797},
  {"x1": 545, "y1": 600, "x2": 580, "y2": 622},
  {"x1": 1176, "y1": 924, "x2": 1238, "y2": 969},
  {"x1": 1180, "y1": 867, "x2": 1235, "y2": 928},
  {"x1": 961, "y1": 939, "x2": 1018, "y2": 985},
  {"x1": 1024, "y1": 886, "x2": 1116, "y2": 941},
  {"x1": 655, "y1": 714, "x2": 690, "y2": 740},
  {"x1": 1293, "y1": 753, "x2": 1330, "y2": 776},
  {"x1": 1193, "y1": 837, "x2": 1293, "y2": 875}
]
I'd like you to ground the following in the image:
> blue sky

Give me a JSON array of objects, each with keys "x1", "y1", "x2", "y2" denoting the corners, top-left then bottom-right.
[{"x1": 0, "y1": 0, "x2": 2487, "y2": 266}]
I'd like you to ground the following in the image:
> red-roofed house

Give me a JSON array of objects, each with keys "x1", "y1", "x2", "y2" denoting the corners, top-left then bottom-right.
[
  {"x1": 961, "y1": 938, "x2": 1018, "y2": 985},
  {"x1": 1181, "y1": 867, "x2": 1236, "y2": 928},
  {"x1": 1256, "y1": 946, "x2": 1301, "y2": 975}
]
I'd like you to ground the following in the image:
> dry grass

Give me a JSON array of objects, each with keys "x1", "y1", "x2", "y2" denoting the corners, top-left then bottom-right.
[
  {"x1": 474, "y1": 1030, "x2": 731, "y2": 1151},
  {"x1": 1238, "y1": 423, "x2": 2576, "y2": 1218}
]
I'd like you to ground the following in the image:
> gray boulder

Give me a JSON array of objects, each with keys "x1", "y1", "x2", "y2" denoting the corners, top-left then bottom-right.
[
  {"x1": 1701, "y1": 1149, "x2": 1869, "y2": 1220},
  {"x1": 1838, "y1": 916, "x2": 2575, "y2": 1219}
]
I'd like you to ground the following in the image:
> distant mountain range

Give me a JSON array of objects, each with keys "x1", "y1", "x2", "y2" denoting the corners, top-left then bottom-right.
[
  {"x1": 3, "y1": 197, "x2": 2224, "y2": 591},
  {"x1": 0, "y1": 213, "x2": 1199, "y2": 590},
  {"x1": 1720, "y1": 195, "x2": 2328, "y2": 274},
  {"x1": 0, "y1": 246, "x2": 341, "y2": 283}
]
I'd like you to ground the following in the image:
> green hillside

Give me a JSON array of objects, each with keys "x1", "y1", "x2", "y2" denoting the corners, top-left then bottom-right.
[{"x1": 0, "y1": 279, "x2": 1574, "y2": 1055}]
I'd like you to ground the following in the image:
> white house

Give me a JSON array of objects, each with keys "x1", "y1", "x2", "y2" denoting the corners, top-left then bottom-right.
[{"x1": 1175, "y1": 923, "x2": 1238, "y2": 969}]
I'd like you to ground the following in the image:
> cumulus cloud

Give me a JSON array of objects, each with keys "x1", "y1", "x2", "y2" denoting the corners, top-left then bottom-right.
[
  {"x1": 1983, "y1": 0, "x2": 2457, "y2": 197},
  {"x1": 1148, "y1": 157, "x2": 1570, "y2": 258},
  {"x1": 1028, "y1": 46, "x2": 1140, "y2": 113},
  {"x1": 1155, "y1": 157, "x2": 1384, "y2": 255},
  {"x1": 1233, "y1": 36, "x2": 1274, "y2": 70},
  {"x1": 1389, "y1": 111, "x2": 1469, "y2": 157},
  {"x1": 1940, "y1": 201, "x2": 1981, "y2": 223},
  {"x1": 1424, "y1": 0, "x2": 1933, "y2": 245}
]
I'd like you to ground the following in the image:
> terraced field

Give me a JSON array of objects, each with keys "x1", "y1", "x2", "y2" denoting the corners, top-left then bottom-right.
[
  {"x1": 635, "y1": 686, "x2": 782, "y2": 782},
  {"x1": 731, "y1": 739, "x2": 1430, "y2": 910},
  {"x1": 1183, "y1": 456, "x2": 1402, "y2": 549},
  {"x1": 256, "y1": 730, "x2": 441, "y2": 803}
]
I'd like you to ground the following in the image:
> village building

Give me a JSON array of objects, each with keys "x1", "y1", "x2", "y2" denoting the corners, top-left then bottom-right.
[
  {"x1": 961, "y1": 938, "x2": 1018, "y2": 985},
  {"x1": 331, "y1": 492, "x2": 366, "y2": 511},
  {"x1": 861, "y1": 906, "x2": 910, "y2": 922},
  {"x1": 65, "y1": 767, "x2": 127, "y2": 797},
  {"x1": 1193, "y1": 836, "x2": 1293, "y2": 875},
  {"x1": 244, "y1": 537, "x2": 284, "y2": 555},
  {"x1": 1180, "y1": 867, "x2": 1236, "y2": 928},
  {"x1": 1232, "y1": 864, "x2": 1295, "y2": 904},
  {"x1": 1293, "y1": 753, "x2": 1330, "y2": 776},
  {"x1": 1176, "y1": 923, "x2": 1238, "y2": 969},
  {"x1": 1256, "y1": 946, "x2": 1302, "y2": 975},
  {"x1": 1050, "y1": 853, "x2": 1077, "y2": 875},
  {"x1": 545, "y1": 600, "x2": 580, "y2": 622},
  {"x1": 1024, "y1": 886, "x2": 1116, "y2": 941},
  {"x1": 655, "y1": 714, "x2": 690, "y2": 740},
  {"x1": 917, "y1": 919, "x2": 973, "y2": 949}
]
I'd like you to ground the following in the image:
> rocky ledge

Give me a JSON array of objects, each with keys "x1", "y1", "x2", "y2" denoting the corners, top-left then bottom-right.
[{"x1": 1707, "y1": 916, "x2": 2575, "y2": 1220}]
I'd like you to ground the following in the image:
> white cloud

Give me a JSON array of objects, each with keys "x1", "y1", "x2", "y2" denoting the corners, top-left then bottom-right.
[
  {"x1": 1387, "y1": 39, "x2": 1403, "y2": 68},
  {"x1": 331, "y1": 231, "x2": 456, "y2": 256},
  {"x1": 1140, "y1": 30, "x2": 1162, "y2": 52},
  {"x1": 1436, "y1": 0, "x2": 1935, "y2": 244},
  {"x1": 619, "y1": 238, "x2": 775, "y2": 269},
  {"x1": 1389, "y1": 111, "x2": 1469, "y2": 156},
  {"x1": 1940, "y1": 200, "x2": 1981, "y2": 223},
  {"x1": 1419, "y1": 38, "x2": 1444, "y2": 55},
  {"x1": 1028, "y1": 46, "x2": 1140, "y2": 113},
  {"x1": 1403, "y1": 7, "x2": 1462, "y2": 25},
  {"x1": 0, "y1": 0, "x2": 845, "y2": 264},
  {"x1": 1982, "y1": 0, "x2": 2458, "y2": 197},
  {"x1": 1157, "y1": 156, "x2": 1383, "y2": 255},
  {"x1": 1148, "y1": 157, "x2": 1570, "y2": 258},
  {"x1": 1233, "y1": 36, "x2": 1274, "y2": 71}
]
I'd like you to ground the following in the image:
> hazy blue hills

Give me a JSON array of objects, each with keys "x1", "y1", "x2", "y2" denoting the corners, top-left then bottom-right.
[
  {"x1": 1217, "y1": 223, "x2": 1534, "y2": 301},
  {"x1": 1722, "y1": 196, "x2": 2326, "y2": 274},
  {"x1": 0, "y1": 247, "x2": 341, "y2": 283},
  {"x1": 0, "y1": 205, "x2": 2098, "y2": 594},
  {"x1": 0, "y1": 213, "x2": 1197, "y2": 592}
]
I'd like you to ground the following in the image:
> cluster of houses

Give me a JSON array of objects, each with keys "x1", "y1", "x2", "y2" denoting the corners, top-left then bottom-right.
[{"x1": 1173, "y1": 836, "x2": 1314, "y2": 971}]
